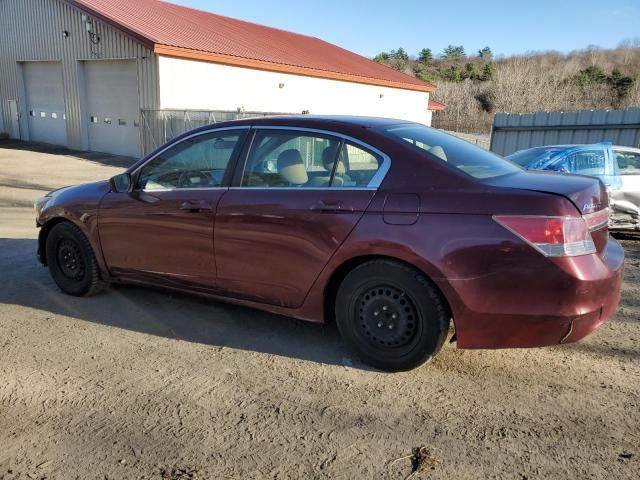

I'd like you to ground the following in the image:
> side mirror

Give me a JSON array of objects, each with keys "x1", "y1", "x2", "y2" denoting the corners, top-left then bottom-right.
[{"x1": 110, "y1": 172, "x2": 133, "y2": 193}]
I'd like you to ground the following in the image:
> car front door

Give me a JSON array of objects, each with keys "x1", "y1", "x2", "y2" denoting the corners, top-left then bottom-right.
[
  {"x1": 550, "y1": 147, "x2": 611, "y2": 182},
  {"x1": 214, "y1": 127, "x2": 389, "y2": 308},
  {"x1": 98, "y1": 128, "x2": 248, "y2": 289}
]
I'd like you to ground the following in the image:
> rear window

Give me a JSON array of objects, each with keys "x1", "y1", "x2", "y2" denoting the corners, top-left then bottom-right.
[{"x1": 385, "y1": 124, "x2": 520, "y2": 179}]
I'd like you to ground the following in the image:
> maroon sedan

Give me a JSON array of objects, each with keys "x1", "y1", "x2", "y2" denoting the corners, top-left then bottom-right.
[{"x1": 34, "y1": 116, "x2": 623, "y2": 371}]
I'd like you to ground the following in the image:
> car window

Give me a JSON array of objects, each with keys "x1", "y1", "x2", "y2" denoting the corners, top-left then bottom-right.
[
  {"x1": 242, "y1": 130, "x2": 346, "y2": 188},
  {"x1": 614, "y1": 150, "x2": 640, "y2": 175},
  {"x1": 138, "y1": 131, "x2": 243, "y2": 191},
  {"x1": 553, "y1": 150, "x2": 606, "y2": 176},
  {"x1": 335, "y1": 142, "x2": 383, "y2": 188},
  {"x1": 385, "y1": 124, "x2": 520, "y2": 179},
  {"x1": 506, "y1": 147, "x2": 565, "y2": 168}
]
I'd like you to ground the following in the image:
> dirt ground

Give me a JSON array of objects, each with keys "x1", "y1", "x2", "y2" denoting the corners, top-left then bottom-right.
[{"x1": 0, "y1": 142, "x2": 638, "y2": 480}]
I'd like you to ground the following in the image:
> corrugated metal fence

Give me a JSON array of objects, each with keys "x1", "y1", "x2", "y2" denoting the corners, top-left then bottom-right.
[
  {"x1": 140, "y1": 109, "x2": 294, "y2": 155},
  {"x1": 490, "y1": 108, "x2": 640, "y2": 157}
]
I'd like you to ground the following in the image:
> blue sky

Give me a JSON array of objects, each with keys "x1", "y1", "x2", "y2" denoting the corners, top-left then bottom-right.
[{"x1": 170, "y1": 0, "x2": 639, "y2": 58}]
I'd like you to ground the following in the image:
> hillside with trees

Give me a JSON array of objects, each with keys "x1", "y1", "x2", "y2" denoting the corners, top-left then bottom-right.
[{"x1": 373, "y1": 39, "x2": 640, "y2": 133}]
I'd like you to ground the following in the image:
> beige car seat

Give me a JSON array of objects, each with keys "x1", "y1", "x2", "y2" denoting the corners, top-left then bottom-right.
[{"x1": 277, "y1": 149, "x2": 308, "y2": 186}]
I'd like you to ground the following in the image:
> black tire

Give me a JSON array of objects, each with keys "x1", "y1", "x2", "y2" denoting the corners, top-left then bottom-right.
[
  {"x1": 45, "y1": 222, "x2": 105, "y2": 297},
  {"x1": 335, "y1": 260, "x2": 450, "y2": 372}
]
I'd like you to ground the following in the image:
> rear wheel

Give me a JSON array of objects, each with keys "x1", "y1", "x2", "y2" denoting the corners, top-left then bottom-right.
[
  {"x1": 45, "y1": 222, "x2": 105, "y2": 297},
  {"x1": 335, "y1": 260, "x2": 450, "y2": 372}
]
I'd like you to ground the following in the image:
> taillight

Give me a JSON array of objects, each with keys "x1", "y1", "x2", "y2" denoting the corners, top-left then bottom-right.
[
  {"x1": 493, "y1": 215, "x2": 597, "y2": 257},
  {"x1": 583, "y1": 208, "x2": 610, "y2": 232}
]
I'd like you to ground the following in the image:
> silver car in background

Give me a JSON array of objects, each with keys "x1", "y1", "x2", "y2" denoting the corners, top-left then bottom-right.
[{"x1": 507, "y1": 143, "x2": 640, "y2": 232}]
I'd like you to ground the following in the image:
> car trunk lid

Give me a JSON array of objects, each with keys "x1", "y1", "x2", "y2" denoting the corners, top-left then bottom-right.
[{"x1": 487, "y1": 170, "x2": 606, "y2": 214}]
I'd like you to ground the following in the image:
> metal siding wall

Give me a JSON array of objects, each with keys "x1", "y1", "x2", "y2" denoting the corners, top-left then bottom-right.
[
  {"x1": 140, "y1": 109, "x2": 296, "y2": 154},
  {"x1": 490, "y1": 108, "x2": 640, "y2": 157},
  {"x1": 0, "y1": 0, "x2": 159, "y2": 153}
]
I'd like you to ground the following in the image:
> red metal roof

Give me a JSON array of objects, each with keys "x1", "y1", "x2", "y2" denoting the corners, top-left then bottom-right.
[
  {"x1": 68, "y1": 0, "x2": 435, "y2": 93},
  {"x1": 428, "y1": 99, "x2": 446, "y2": 111}
]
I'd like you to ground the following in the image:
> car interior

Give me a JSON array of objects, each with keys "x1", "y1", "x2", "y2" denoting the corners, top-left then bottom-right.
[
  {"x1": 242, "y1": 132, "x2": 380, "y2": 188},
  {"x1": 135, "y1": 130, "x2": 384, "y2": 191},
  {"x1": 615, "y1": 150, "x2": 640, "y2": 175},
  {"x1": 138, "y1": 134, "x2": 241, "y2": 191},
  {"x1": 551, "y1": 150, "x2": 606, "y2": 176}
]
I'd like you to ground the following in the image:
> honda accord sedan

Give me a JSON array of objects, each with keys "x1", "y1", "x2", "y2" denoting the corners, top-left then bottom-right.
[{"x1": 34, "y1": 116, "x2": 624, "y2": 371}]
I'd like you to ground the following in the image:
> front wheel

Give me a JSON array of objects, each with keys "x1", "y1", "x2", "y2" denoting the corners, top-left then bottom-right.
[
  {"x1": 335, "y1": 260, "x2": 450, "y2": 372},
  {"x1": 45, "y1": 222, "x2": 105, "y2": 297}
]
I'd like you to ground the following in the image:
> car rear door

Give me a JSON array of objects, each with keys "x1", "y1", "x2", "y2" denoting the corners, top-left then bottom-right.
[
  {"x1": 214, "y1": 127, "x2": 389, "y2": 308},
  {"x1": 98, "y1": 128, "x2": 248, "y2": 289},
  {"x1": 613, "y1": 148, "x2": 640, "y2": 199}
]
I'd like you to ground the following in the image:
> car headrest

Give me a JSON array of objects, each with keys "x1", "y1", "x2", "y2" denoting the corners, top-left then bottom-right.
[
  {"x1": 277, "y1": 149, "x2": 308, "y2": 185},
  {"x1": 322, "y1": 146, "x2": 346, "y2": 175}
]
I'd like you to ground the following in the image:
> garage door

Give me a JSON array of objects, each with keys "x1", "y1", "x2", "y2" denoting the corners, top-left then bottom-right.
[
  {"x1": 23, "y1": 62, "x2": 67, "y2": 146},
  {"x1": 83, "y1": 60, "x2": 141, "y2": 158}
]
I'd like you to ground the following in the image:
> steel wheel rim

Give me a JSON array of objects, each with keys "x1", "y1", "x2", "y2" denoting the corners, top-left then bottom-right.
[
  {"x1": 355, "y1": 285, "x2": 419, "y2": 350},
  {"x1": 57, "y1": 239, "x2": 85, "y2": 280}
]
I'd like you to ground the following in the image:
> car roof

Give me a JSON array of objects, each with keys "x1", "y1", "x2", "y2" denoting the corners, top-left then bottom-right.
[
  {"x1": 187, "y1": 115, "x2": 416, "y2": 132},
  {"x1": 524, "y1": 143, "x2": 607, "y2": 149},
  {"x1": 134, "y1": 115, "x2": 421, "y2": 169},
  {"x1": 510, "y1": 143, "x2": 614, "y2": 155},
  {"x1": 614, "y1": 146, "x2": 640, "y2": 153}
]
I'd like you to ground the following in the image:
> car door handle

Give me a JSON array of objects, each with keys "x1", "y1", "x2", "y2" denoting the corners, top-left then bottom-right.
[
  {"x1": 310, "y1": 200, "x2": 353, "y2": 213},
  {"x1": 180, "y1": 201, "x2": 213, "y2": 213}
]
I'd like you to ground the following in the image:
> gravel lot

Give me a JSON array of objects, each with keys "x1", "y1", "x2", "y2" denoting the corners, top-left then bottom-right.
[{"x1": 0, "y1": 143, "x2": 638, "y2": 480}]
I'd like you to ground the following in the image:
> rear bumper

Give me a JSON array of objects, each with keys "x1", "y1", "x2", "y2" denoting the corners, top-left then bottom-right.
[{"x1": 453, "y1": 235, "x2": 624, "y2": 349}]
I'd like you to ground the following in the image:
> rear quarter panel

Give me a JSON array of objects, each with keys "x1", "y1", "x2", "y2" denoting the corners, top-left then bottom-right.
[{"x1": 298, "y1": 186, "x2": 621, "y2": 349}]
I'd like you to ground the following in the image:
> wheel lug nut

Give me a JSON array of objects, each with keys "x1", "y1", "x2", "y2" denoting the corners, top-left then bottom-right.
[
  {"x1": 392, "y1": 314, "x2": 397, "y2": 319},
  {"x1": 382, "y1": 306, "x2": 388, "y2": 311},
  {"x1": 377, "y1": 322, "x2": 383, "y2": 328},
  {"x1": 373, "y1": 311, "x2": 379, "y2": 317},
  {"x1": 388, "y1": 324, "x2": 394, "y2": 330}
]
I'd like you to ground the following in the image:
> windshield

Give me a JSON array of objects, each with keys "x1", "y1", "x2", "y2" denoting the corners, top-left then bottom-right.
[
  {"x1": 385, "y1": 124, "x2": 520, "y2": 179},
  {"x1": 506, "y1": 147, "x2": 566, "y2": 168}
]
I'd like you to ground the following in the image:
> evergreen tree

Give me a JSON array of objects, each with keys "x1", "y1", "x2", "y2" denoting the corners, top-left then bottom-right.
[
  {"x1": 373, "y1": 52, "x2": 390, "y2": 64},
  {"x1": 478, "y1": 46, "x2": 493, "y2": 60},
  {"x1": 418, "y1": 48, "x2": 433, "y2": 64},
  {"x1": 441, "y1": 45, "x2": 466, "y2": 60},
  {"x1": 574, "y1": 65, "x2": 608, "y2": 86},
  {"x1": 413, "y1": 63, "x2": 436, "y2": 83},
  {"x1": 441, "y1": 64, "x2": 464, "y2": 82},
  {"x1": 608, "y1": 69, "x2": 635, "y2": 100},
  {"x1": 465, "y1": 62, "x2": 481, "y2": 81},
  {"x1": 481, "y1": 62, "x2": 495, "y2": 81}
]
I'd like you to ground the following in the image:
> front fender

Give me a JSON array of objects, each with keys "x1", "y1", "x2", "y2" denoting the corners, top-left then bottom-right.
[{"x1": 37, "y1": 181, "x2": 111, "y2": 277}]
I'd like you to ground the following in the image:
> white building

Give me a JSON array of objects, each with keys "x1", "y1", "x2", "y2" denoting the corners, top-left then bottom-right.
[{"x1": 0, "y1": 0, "x2": 437, "y2": 158}]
